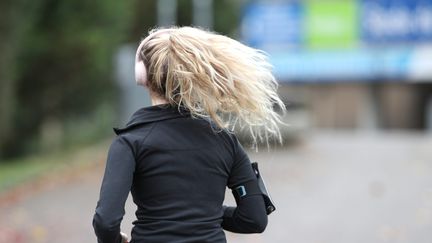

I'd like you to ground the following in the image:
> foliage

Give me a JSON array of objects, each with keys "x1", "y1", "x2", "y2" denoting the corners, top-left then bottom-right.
[
  {"x1": 0, "y1": 0, "x2": 240, "y2": 160},
  {"x1": 0, "y1": 0, "x2": 43, "y2": 158},
  {"x1": 213, "y1": 0, "x2": 241, "y2": 36},
  {"x1": 1, "y1": 0, "x2": 134, "y2": 158}
]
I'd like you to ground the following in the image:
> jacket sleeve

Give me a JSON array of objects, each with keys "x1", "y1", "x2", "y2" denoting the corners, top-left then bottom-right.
[
  {"x1": 93, "y1": 136, "x2": 135, "y2": 243},
  {"x1": 222, "y1": 139, "x2": 268, "y2": 233}
]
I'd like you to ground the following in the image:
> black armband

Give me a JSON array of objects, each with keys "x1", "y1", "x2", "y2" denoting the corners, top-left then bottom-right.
[
  {"x1": 231, "y1": 162, "x2": 276, "y2": 215},
  {"x1": 232, "y1": 180, "x2": 261, "y2": 201}
]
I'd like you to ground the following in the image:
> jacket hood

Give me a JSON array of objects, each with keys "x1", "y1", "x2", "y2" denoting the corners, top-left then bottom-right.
[{"x1": 113, "y1": 104, "x2": 190, "y2": 135}]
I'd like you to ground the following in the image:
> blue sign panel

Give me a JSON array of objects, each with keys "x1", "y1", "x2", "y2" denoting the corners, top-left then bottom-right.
[
  {"x1": 270, "y1": 50, "x2": 376, "y2": 81},
  {"x1": 241, "y1": 2, "x2": 303, "y2": 50},
  {"x1": 269, "y1": 48, "x2": 414, "y2": 82},
  {"x1": 361, "y1": 0, "x2": 432, "y2": 43}
]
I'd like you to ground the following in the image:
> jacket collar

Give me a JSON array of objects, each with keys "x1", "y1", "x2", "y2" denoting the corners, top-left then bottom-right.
[{"x1": 113, "y1": 104, "x2": 189, "y2": 135}]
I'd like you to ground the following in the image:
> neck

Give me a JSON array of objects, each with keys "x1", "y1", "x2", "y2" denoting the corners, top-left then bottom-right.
[{"x1": 150, "y1": 92, "x2": 169, "y2": 106}]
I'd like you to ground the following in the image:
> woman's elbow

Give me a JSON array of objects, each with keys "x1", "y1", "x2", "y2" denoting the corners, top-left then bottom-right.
[
  {"x1": 250, "y1": 214, "x2": 268, "y2": 233},
  {"x1": 240, "y1": 210, "x2": 268, "y2": 233},
  {"x1": 93, "y1": 212, "x2": 121, "y2": 232}
]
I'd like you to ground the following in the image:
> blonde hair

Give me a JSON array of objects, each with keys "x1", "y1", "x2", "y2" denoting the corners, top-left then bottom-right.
[{"x1": 135, "y1": 26, "x2": 285, "y2": 144}]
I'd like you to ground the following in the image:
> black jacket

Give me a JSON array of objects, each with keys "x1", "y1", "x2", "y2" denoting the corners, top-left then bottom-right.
[{"x1": 93, "y1": 105, "x2": 267, "y2": 243}]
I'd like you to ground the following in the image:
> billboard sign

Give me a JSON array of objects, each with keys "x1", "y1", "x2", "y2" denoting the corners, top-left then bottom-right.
[
  {"x1": 361, "y1": 0, "x2": 432, "y2": 43},
  {"x1": 240, "y1": 0, "x2": 432, "y2": 82},
  {"x1": 305, "y1": 0, "x2": 358, "y2": 48},
  {"x1": 241, "y1": 2, "x2": 303, "y2": 50}
]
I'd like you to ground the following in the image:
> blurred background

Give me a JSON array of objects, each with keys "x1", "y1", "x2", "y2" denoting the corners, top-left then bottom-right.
[{"x1": 0, "y1": 0, "x2": 431, "y2": 242}]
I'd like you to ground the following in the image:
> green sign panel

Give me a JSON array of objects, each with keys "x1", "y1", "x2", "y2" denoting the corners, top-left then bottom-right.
[{"x1": 305, "y1": 0, "x2": 358, "y2": 49}]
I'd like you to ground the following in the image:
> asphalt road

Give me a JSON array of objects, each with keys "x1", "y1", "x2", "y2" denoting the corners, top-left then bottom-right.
[{"x1": 1, "y1": 132, "x2": 431, "y2": 243}]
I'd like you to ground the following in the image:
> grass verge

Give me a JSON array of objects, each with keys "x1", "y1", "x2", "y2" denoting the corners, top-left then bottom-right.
[{"x1": 0, "y1": 140, "x2": 111, "y2": 194}]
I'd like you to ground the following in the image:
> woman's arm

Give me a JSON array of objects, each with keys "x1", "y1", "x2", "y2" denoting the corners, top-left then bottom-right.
[
  {"x1": 93, "y1": 136, "x2": 135, "y2": 243},
  {"x1": 222, "y1": 139, "x2": 268, "y2": 233},
  {"x1": 222, "y1": 192, "x2": 268, "y2": 233}
]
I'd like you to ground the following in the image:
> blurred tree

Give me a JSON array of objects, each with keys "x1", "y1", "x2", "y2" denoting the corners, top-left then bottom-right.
[
  {"x1": 129, "y1": 1, "x2": 157, "y2": 42},
  {"x1": 0, "y1": 0, "x2": 42, "y2": 158},
  {"x1": 177, "y1": 0, "x2": 193, "y2": 26},
  {"x1": 213, "y1": 0, "x2": 241, "y2": 36},
  {"x1": 1, "y1": 0, "x2": 134, "y2": 158}
]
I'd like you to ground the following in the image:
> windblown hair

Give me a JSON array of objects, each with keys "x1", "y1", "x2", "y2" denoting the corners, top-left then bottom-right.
[{"x1": 136, "y1": 26, "x2": 285, "y2": 145}]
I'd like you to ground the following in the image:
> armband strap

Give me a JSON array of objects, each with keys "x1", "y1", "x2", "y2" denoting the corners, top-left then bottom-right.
[
  {"x1": 232, "y1": 180, "x2": 261, "y2": 202},
  {"x1": 251, "y1": 162, "x2": 276, "y2": 215}
]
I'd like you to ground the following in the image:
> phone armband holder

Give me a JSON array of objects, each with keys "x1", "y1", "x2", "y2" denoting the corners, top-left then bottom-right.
[{"x1": 232, "y1": 162, "x2": 276, "y2": 215}]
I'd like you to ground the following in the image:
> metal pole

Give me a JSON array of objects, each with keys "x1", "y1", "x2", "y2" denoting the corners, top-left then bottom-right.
[
  {"x1": 157, "y1": 0, "x2": 178, "y2": 26},
  {"x1": 193, "y1": 0, "x2": 213, "y2": 29}
]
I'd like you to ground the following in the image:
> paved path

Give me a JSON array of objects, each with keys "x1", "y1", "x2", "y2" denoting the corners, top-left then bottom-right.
[{"x1": 1, "y1": 133, "x2": 431, "y2": 243}]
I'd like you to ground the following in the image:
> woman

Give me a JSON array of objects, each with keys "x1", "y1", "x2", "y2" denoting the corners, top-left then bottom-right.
[{"x1": 92, "y1": 26, "x2": 285, "y2": 243}]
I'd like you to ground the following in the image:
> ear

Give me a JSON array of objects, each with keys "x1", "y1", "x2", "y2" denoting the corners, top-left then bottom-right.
[
  {"x1": 135, "y1": 59, "x2": 147, "y2": 86},
  {"x1": 135, "y1": 37, "x2": 148, "y2": 86},
  {"x1": 135, "y1": 29, "x2": 172, "y2": 86}
]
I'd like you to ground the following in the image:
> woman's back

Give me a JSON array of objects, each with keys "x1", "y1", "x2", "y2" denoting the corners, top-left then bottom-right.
[
  {"x1": 94, "y1": 105, "x2": 265, "y2": 243},
  {"x1": 128, "y1": 105, "x2": 235, "y2": 242}
]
